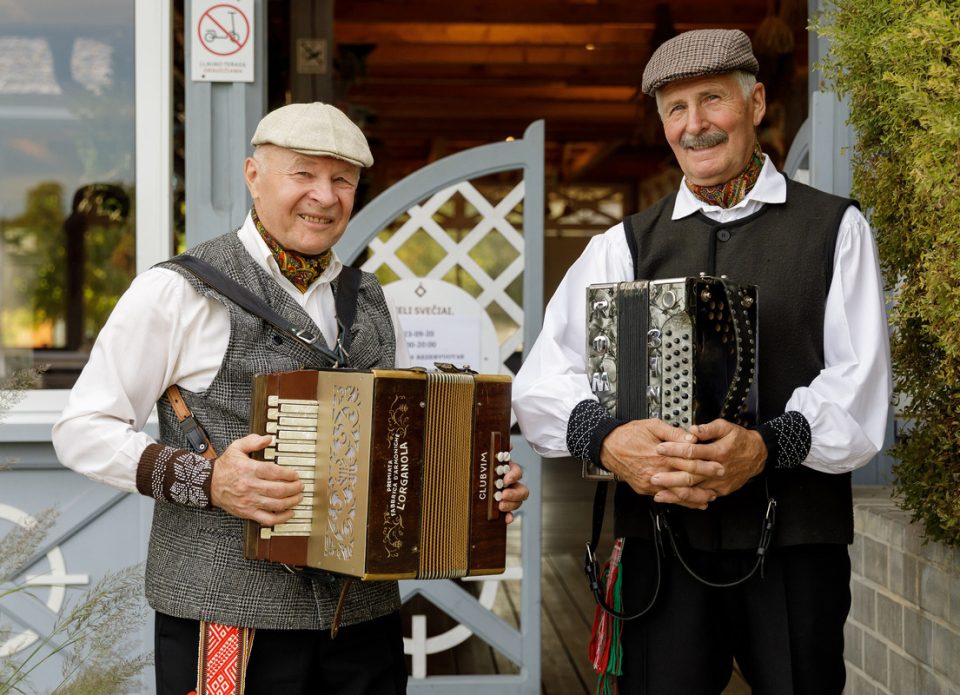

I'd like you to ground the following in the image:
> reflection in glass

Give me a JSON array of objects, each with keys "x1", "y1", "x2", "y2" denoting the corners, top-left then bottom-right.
[{"x1": 0, "y1": 1, "x2": 135, "y2": 388}]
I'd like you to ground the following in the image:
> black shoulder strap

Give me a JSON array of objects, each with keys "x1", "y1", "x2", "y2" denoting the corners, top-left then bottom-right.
[
  {"x1": 164, "y1": 254, "x2": 342, "y2": 366},
  {"x1": 333, "y1": 265, "x2": 362, "y2": 356},
  {"x1": 623, "y1": 214, "x2": 640, "y2": 273}
]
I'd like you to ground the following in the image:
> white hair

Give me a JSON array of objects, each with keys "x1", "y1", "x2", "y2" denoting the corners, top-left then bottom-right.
[{"x1": 655, "y1": 70, "x2": 757, "y2": 119}]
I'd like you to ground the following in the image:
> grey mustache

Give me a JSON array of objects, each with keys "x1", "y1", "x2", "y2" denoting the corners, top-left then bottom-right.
[{"x1": 680, "y1": 131, "x2": 729, "y2": 149}]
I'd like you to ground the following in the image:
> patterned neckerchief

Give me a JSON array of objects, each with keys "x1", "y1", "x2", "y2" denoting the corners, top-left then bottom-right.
[
  {"x1": 251, "y1": 207, "x2": 333, "y2": 293},
  {"x1": 684, "y1": 142, "x2": 764, "y2": 209}
]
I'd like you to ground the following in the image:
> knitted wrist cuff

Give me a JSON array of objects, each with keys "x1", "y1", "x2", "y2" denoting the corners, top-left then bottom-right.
[
  {"x1": 566, "y1": 399, "x2": 625, "y2": 469},
  {"x1": 754, "y1": 411, "x2": 811, "y2": 469},
  {"x1": 136, "y1": 443, "x2": 215, "y2": 507}
]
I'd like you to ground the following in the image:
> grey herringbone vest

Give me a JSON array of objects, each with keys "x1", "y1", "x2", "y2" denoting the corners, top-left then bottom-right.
[{"x1": 144, "y1": 231, "x2": 399, "y2": 629}]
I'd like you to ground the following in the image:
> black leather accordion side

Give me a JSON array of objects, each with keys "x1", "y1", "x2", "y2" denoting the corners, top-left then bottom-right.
[{"x1": 583, "y1": 275, "x2": 759, "y2": 480}]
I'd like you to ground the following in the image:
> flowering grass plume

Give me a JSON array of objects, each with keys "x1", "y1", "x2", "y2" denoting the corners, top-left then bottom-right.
[{"x1": 1, "y1": 367, "x2": 151, "y2": 693}]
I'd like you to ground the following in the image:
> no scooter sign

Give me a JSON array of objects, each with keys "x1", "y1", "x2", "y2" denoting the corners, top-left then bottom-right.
[{"x1": 191, "y1": 0, "x2": 254, "y2": 82}]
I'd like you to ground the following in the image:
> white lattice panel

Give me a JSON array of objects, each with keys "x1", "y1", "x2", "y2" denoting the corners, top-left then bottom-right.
[{"x1": 361, "y1": 180, "x2": 526, "y2": 369}]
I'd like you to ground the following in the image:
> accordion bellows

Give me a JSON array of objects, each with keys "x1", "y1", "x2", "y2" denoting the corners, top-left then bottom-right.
[
  {"x1": 584, "y1": 276, "x2": 759, "y2": 480},
  {"x1": 243, "y1": 368, "x2": 512, "y2": 579}
]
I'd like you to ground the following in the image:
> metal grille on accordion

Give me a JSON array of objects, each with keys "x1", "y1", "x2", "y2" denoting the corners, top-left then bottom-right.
[
  {"x1": 583, "y1": 275, "x2": 759, "y2": 480},
  {"x1": 243, "y1": 367, "x2": 513, "y2": 579}
]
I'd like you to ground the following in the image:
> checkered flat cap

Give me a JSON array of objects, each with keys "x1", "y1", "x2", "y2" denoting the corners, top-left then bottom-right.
[
  {"x1": 642, "y1": 29, "x2": 759, "y2": 96},
  {"x1": 251, "y1": 102, "x2": 373, "y2": 167}
]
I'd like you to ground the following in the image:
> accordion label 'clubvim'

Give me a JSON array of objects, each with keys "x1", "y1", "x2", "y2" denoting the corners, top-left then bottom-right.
[
  {"x1": 584, "y1": 275, "x2": 759, "y2": 480},
  {"x1": 243, "y1": 368, "x2": 512, "y2": 579}
]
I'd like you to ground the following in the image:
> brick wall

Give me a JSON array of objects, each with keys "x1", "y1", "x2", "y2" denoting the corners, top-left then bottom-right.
[{"x1": 846, "y1": 487, "x2": 960, "y2": 694}]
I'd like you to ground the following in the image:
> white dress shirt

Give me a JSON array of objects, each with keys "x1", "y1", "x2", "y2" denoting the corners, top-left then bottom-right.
[
  {"x1": 513, "y1": 157, "x2": 892, "y2": 474},
  {"x1": 52, "y1": 214, "x2": 408, "y2": 492}
]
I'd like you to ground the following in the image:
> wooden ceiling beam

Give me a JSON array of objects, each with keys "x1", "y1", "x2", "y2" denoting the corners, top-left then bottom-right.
[
  {"x1": 363, "y1": 43, "x2": 650, "y2": 67},
  {"x1": 336, "y1": 22, "x2": 657, "y2": 46},
  {"x1": 357, "y1": 63, "x2": 648, "y2": 85},
  {"x1": 336, "y1": 21, "x2": 762, "y2": 46},
  {"x1": 357, "y1": 97, "x2": 643, "y2": 122},
  {"x1": 347, "y1": 82, "x2": 637, "y2": 102},
  {"x1": 334, "y1": 1, "x2": 769, "y2": 25},
  {"x1": 364, "y1": 119, "x2": 649, "y2": 141},
  {"x1": 561, "y1": 140, "x2": 626, "y2": 181}
]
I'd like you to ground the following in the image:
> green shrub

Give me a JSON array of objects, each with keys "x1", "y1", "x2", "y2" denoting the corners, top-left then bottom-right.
[{"x1": 814, "y1": 0, "x2": 960, "y2": 546}]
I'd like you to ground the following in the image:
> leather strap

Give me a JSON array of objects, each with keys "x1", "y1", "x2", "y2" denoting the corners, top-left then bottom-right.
[
  {"x1": 165, "y1": 386, "x2": 217, "y2": 460},
  {"x1": 333, "y1": 265, "x2": 362, "y2": 358},
  {"x1": 329, "y1": 578, "x2": 355, "y2": 640},
  {"x1": 716, "y1": 277, "x2": 757, "y2": 425},
  {"x1": 164, "y1": 254, "x2": 343, "y2": 366}
]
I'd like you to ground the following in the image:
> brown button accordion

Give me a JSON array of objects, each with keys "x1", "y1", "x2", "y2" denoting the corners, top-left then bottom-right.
[
  {"x1": 583, "y1": 275, "x2": 759, "y2": 480},
  {"x1": 242, "y1": 368, "x2": 512, "y2": 579}
]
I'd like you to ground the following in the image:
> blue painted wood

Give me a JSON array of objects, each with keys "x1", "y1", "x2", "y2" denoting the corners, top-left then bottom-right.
[{"x1": 184, "y1": 0, "x2": 266, "y2": 247}]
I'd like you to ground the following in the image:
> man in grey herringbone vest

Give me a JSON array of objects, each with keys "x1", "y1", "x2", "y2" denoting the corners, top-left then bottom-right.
[{"x1": 54, "y1": 102, "x2": 529, "y2": 695}]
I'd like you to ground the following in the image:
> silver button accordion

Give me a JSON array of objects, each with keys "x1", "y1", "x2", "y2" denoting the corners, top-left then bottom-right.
[{"x1": 583, "y1": 275, "x2": 759, "y2": 480}]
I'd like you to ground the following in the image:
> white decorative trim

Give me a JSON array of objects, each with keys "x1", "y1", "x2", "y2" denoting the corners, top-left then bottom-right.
[{"x1": 135, "y1": 0, "x2": 174, "y2": 273}]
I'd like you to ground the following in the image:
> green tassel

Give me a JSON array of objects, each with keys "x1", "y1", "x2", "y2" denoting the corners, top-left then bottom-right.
[{"x1": 594, "y1": 560, "x2": 625, "y2": 695}]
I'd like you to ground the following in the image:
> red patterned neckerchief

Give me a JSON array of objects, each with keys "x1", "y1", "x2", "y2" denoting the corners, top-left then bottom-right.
[
  {"x1": 685, "y1": 142, "x2": 764, "y2": 209},
  {"x1": 251, "y1": 207, "x2": 333, "y2": 293}
]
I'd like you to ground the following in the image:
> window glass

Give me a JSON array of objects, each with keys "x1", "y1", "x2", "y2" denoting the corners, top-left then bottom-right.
[{"x1": 0, "y1": 1, "x2": 135, "y2": 388}]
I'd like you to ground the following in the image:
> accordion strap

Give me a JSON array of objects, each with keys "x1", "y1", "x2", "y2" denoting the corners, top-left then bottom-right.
[
  {"x1": 584, "y1": 487, "x2": 776, "y2": 621},
  {"x1": 583, "y1": 484, "x2": 662, "y2": 622},
  {"x1": 164, "y1": 254, "x2": 346, "y2": 367},
  {"x1": 715, "y1": 276, "x2": 757, "y2": 424}
]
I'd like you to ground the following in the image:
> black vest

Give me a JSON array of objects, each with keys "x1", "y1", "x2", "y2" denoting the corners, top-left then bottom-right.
[{"x1": 615, "y1": 176, "x2": 857, "y2": 549}]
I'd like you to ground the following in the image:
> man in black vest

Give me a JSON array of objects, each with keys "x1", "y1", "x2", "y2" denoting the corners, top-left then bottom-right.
[
  {"x1": 54, "y1": 102, "x2": 529, "y2": 695},
  {"x1": 513, "y1": 29, "x2": 891, "y2": 694}
]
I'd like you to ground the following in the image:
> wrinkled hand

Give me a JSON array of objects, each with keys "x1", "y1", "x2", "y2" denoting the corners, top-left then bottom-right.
[
  {"x1": 652, "y1": 419, "x2": 767, "y2": 504},
  {"x1": 498, "y1": 460, "x2": 528, "y2": 525},
  {"x1": 600, "y1": 419, "x2": 724, "y2": 510},
  {"x1": 210, "y1": 433, "x2": 304, "y2": 526}
]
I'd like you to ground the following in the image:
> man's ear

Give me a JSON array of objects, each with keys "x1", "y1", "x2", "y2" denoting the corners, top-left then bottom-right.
[
  {"x1": 243, "y1": 156, "x2": 259, "y2": 198},
  {"x1": 751, "y1": 82, "x2": 767, "y2": 127}
]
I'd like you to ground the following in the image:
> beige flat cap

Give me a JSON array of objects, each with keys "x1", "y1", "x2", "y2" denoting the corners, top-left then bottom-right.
[
  {"x1": 250, "y1": 102, "x2": 373, "y2": 167},
  {"x1": 642, "y1": 29, "x2": 759, "y2": 96}
]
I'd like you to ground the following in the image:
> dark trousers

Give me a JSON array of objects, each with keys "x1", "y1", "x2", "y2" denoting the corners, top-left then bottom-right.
[
  {"x1": 616, "y1": 539, "x2": 851, "y2": 695},
  {"x1": 155, "y1": 611, "x2": 407, "y2": 695}
]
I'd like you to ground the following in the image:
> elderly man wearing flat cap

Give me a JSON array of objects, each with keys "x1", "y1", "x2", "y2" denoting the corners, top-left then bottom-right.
[
  {"x1": 53, "y1": 102, "x2": 528, "y2": 694},
  {"x1": 514, "y1": 29, "x2": 890, "y2": 694}
]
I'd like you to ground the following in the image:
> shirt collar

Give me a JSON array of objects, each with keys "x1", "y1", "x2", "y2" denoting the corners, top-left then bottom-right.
[
  {"x1": 671, "y1": 155, "x2": 787, "y2": 220},
  {"x1": 237, "y1": 213, "x2": 343, "y2": 292}
]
